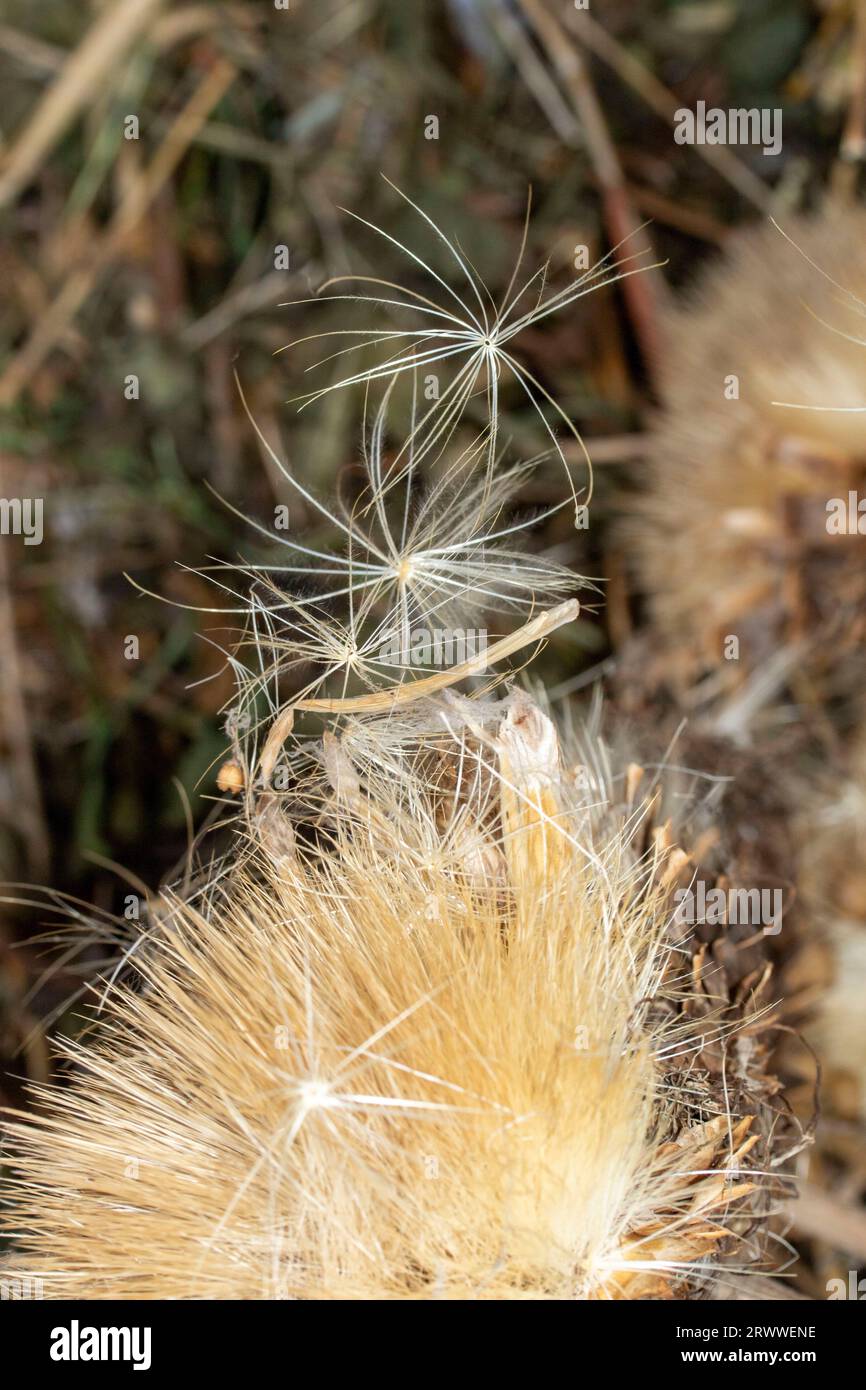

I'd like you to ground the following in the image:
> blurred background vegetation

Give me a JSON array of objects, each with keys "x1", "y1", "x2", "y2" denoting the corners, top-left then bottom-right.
[{"x1": 0, "y1": 0, "x2": 860, "y2": 1140}]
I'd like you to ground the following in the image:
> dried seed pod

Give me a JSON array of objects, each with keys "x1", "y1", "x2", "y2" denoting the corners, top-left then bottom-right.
[
  {"x1": 216, "y1": 760, "x2": 245, "y2": 795},
  {"x1": 2, "y1": 697, "x2": 787, "y2": 1300}
]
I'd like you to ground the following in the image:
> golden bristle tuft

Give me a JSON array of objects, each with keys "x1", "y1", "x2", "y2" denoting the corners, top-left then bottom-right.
[{"x1": 3, "y1": 697, "x2": 781, "y2": 1300}]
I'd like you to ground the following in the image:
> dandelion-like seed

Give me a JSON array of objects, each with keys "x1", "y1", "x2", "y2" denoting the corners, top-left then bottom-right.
[
  {"x1": 184, "y1": 373, "x2": 588, "y2": 769},
  {"x1": 229, "y1": 393, "x2": 583, "y2": 642},
  {"x1": 281, "y1": 177, "x2": 656, "y2": 523}
]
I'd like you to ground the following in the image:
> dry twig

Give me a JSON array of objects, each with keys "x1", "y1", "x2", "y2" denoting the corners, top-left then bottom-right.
[
  {"x1": 517, "y1": 0, "x2": 668, "y2": 373},
  {"x1": 0, "y1": 0, "x2": 166, "y2": 209},
  {"x1": 563, "y1": 6, "x2": 774, "y2": 215},
  {"x1": 0, "y1": 57, "x2": 237, "y2": 406}
]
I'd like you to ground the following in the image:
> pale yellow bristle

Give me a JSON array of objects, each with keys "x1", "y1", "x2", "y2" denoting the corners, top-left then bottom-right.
[{"x1": 3, "y1": 698, "x2": 772, "y2": 1300}]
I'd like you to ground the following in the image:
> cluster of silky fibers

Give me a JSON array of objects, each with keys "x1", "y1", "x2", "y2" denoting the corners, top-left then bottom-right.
[{"x1": 3, "y1": 697, "x2": 766, "y2": 1299}]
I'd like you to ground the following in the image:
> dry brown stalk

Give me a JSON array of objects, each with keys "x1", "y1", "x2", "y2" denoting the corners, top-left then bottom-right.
[
  {"x1": 516, "y1": 0, "x2": 667, "y2": 374},
  {"x1": 258, "y1": 599, "x2": 580, "y2": 785},
  {"x1": 562, "y1": 6, "x2": 774, "y2": 214},
  {"x1": 0, "y1": 0, "x2": 166, "y2": 210},
  {"x1": 0, "y1": 56, "x2": 237, "y2": 406}
]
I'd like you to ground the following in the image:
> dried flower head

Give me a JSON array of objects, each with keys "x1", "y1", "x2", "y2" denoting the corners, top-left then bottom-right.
[
  {"x1": 626, "y1": 204, "x2": 866, "y2": 713},
  {"x1": 3, "y1": 697, "x2": 784, "y2": 1300}
]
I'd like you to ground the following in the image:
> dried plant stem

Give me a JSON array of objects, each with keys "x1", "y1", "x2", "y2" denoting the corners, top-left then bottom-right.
[
  {"x1": 259, "y1": 598, "x2": 579, "y2": 783},
  {"x1": 182, "y1": 268, "x2": 313, "y2": 352},
  {"x1": 0, "y1": 469, "x2": 49, "y2": 878},
  {"x1": 0, "y1": 23, "x2": 65, "y2": 74},
  {"x1": 487, "y1": 1, "x2": 582, "y2": 146},
  {"x1": 832, "y1": 0, "x2": 866, "y2": 197},
  {"x1": 0, "y1": 56, "x2": 237, "y2": 406},
  {"x1": 0, "y1": 8, "x2": 253, "y2": 79},
  {"x1": 564, "y1": 7, "x2": 774, "y2": 216},
  {"x1": 0, "y1": 0, "x2": 166, "y2": 209},
  {"x1": 517, "y1": 0, "x2": 667, "y2": 374},
  {"x1": 295, "y1": 599, "x2": 579, "y2": 712},
  {"x1": 152, "y1": 5, "x2": 259, "y2": 54}
]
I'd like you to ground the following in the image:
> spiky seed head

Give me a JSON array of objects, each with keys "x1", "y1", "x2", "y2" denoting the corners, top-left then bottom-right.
[
  {"x1": 626, "y1": 204, "x2": 866, "y2": 705},
  {"x1": 3, "y1": 697, "x2": 780, "y2": 1300}
]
